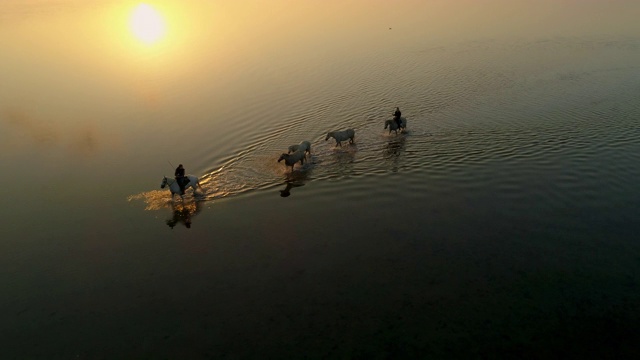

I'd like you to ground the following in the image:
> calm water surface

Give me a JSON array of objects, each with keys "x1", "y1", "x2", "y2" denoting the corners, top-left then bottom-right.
[{"x1": 1, "y1": 0, "x2": 639, "y2": 358}]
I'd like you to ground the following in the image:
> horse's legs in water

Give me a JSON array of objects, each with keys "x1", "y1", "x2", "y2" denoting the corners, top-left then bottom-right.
[{"x1": 170, "y1": 189, "x2": 183, "y2": 200}]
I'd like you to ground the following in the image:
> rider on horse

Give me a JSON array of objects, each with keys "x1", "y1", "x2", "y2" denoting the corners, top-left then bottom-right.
[
  {"x1": 393, "y1": 107, "x2": 402, "y2": 128},
  {"x1": 175, "y1": 164, "x2": 186, "y2": 195}
]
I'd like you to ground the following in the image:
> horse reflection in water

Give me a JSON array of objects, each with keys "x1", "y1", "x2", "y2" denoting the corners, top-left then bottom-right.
[
  {"x1": 383, "y1": 134, "x2": 407, "y2": 173},
  {"x1": 166, "y1": 199, "x2": 202, "y2": 229},
  {"x1": 280, "y1": 181, "x2": 305, "y2": 197},
  {"x1": 279, "y1": 159, "x2": 312, "y2": 197}
]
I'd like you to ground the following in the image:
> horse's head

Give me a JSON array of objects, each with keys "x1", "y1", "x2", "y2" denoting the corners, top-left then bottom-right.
[
  {"x1": 325, "y1": 132, "x2": 333, "y2": 141},
  {"x1": 384, "y1": 120, "x2": 390, "y2": 129},
  {"x1": 277, "y1": 154, "x2": 287, "y2": 162},
  {"x1": 160, "y1": 176, "x2": 168, "y2": 188}
]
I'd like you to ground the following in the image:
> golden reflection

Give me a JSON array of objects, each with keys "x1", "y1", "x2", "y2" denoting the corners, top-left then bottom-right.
[
  {"x1": 166, "y1": 200, "x2": 202, "y2": 229},
  {"x1": 127, "y1": 176, "x2": 228, "y2": 211},
  {"x1": 129, "y1": 3, "x2": 166, "y2": 45},
  {"x1": 128, "y1": 190, "x2": 173, "y2": 211}
]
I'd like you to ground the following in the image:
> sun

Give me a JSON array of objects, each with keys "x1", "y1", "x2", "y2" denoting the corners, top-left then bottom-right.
[{"x1": 129, "y1": 3, "x2": 166, "y2": 45}]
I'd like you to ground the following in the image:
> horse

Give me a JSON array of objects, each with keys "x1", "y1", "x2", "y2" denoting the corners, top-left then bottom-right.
[
  {"x1": 384, "y1": 117, "x2": 407, "y2": 134},
  {"x1": 325, "y1": 128, "x2": 355, "y2": 147},
  {"x1": 160, "y1": 175, "x2": 202, "y2": 198},
  {"x1": 278, "y1": 150, "x2": 306, "y2": 171},
  {"x1": 288, "y1": 140, "x2": 311, "y2": 157}
]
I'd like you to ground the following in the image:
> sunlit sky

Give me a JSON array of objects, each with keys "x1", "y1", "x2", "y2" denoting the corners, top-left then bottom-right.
[
  {"x1": 129, "y1": 3, "x2": 166, "y2": 45},
  {"x1": 0, "y1": 0, "x2": 638, "y2": 149}
]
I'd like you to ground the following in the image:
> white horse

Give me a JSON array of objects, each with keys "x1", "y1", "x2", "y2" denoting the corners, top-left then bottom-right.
[
  {"x1": 161, "y1": 175, "x2": 202, "y2": 198},
  {"x1": 384, "y1": 117, "x2": 407, "y2": 134},
  {"x1": 288, "y1": 140, "x2": 311, "y2": 157},
  {"x1": 278, "y1": 150, "x2": 305, "y2": 171},
  {"x1": 325, "y1": 128, "x2": 355, "y2": 147}
]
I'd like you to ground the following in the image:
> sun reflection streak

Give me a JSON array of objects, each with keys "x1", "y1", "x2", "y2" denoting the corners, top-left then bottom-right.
[
  {"x1": 128, "y1": 190, "x2": 175, "y2": 210},
  {"x1": 127, "y1": 177, "x2": 231, "y2": 211}
]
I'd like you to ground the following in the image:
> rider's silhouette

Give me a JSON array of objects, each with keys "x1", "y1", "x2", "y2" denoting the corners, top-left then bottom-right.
[
  {"x1": 174, "y1": 164, "x2": 186, "y2": 195},
  {"x1": 393, "y1": 107, "x2": 402, "y2": 128}
]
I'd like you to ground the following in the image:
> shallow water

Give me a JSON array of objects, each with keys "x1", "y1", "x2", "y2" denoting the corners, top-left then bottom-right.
[{"x1": 1, "y1": 0, "x2": 640, "y2": 358}]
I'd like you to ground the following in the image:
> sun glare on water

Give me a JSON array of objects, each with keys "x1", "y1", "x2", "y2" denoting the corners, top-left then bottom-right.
[{"x1": 129, "y1": 3, "x2": 166, "y2": 45}]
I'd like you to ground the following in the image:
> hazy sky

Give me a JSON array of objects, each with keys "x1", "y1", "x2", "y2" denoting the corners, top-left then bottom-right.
[{"x1": 1, "y1": 0, "x2": 638, "y2": 156}]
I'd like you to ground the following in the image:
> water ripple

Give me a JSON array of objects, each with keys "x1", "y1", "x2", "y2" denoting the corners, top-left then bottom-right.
[{"x1": 130, "y1": 35, "x2": 640, "y2": 211}]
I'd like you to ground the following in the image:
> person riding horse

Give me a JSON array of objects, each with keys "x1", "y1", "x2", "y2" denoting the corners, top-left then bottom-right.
[
  {"x1": 175, "y1": 164, "x2": 186, "y2": 195},
  {"x1": 393, "y1": 107, "x2": 402, "y2": 128}
]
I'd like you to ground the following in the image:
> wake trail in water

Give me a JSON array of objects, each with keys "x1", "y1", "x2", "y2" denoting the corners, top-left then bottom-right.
[{"x1": 130, "y1": 36, "x2": 640, "y2": 211}]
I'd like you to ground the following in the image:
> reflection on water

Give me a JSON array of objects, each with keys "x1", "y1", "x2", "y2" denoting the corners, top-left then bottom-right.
[
  {"x1": 3, "y1": 0, "x2": 640, "y2": 358},
  {"x1": 279, "y1": 182, "x2": 303, "y2": 198},
  {"x1": 128, "y1": 179, "x2": 210, "y2": 209},
  {"x1": 279, "y1": 163, "x2": 312, "y2": 197},
  {"x1": 323, "y1": 145, "x2": 357, "y2": 178},
  {"x1": 127, "y1": 190, "x2": 177, "y2": 211},
  {"x1": 127, "y1": 188, "x2": 204, "y2": 228},
  {"x1": 166, "y1": 199, "x2": 202, "y2": 229},
  {"x1": 383, "y1": 134, "x2": 407, "y2": 156},
  {"x1": 382, "y1": 134, "x2": 407, "y2": 173}
]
